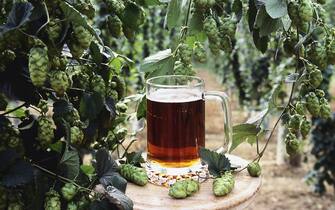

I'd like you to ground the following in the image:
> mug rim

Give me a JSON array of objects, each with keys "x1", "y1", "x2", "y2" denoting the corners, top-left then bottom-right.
[{"x1": 146, "y1": 75, "x2": 204, "y2": 88}]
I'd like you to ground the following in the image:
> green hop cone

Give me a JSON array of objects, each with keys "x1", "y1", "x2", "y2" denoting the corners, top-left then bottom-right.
[
  {"x1": 327, "y1": 38, "x2": 335, "y2": 64},
  {"x1": 203, "y1": 16, "x2": 220, "y2": 41},
  {"x1": 119, "y1": 164, "x2": 148, "y2": 186},
  {"x1": 174, "y1": 61, "x2": 195, "y2": 76},
  {"x1": 44, "y1": 189, "x2": 61, "y2": 210},
  {"x1": 91, "y1": 74, "x2": 106, "y2": 97},
  {"x1": 71, "y1": 126, "x2": 84, "y2": 145},
  {"x1": 50, "y1": 71, "x2": 70, "y2": 96},
  {"x1": 219, "y1": 17, "x2": 236, "y2": 39},
  {"x1": 77, "y1": 196, "x2": 90, "y2": 210},
  {"x1": 2, "y1": 49, "x2": 16, "y2": 62},
  {"x1": 193, "y1": 42, "x2": 207, "y2": 63},
  {"x1": 315, "y1": 89, "x2": 325, "y2": 98},
  {"x1": 219, "y1": 35, "x2": 232, "y2": 53},
  {"x1": 193, "y1": 0, "x2": 209, "y2": 9},
  {"x1": 68, "y1": 25, "x2": 92, "y2": 59},
  {"x1": 75, "y1": 0, "x2": 95, "y2": 19},
  {"x1": 67, "y1": 201, "x2": 78, "y2": 210},
  {"x1": 115, "y1": 127, "x2": 128, "y2": 140},
  {"x1": 29, "y1": 46, "x2": 49, "y2": 87},
  {"x1": 300, "y1": 118, "x2": 311, "y2": 138},
  {"x1": 283, "y1": 33, "x2": 304, "y2": 55},
  {"x1": 169, "y1": 179, "x2": 199, "y2": 199},
  {"x1": 47, "y1": 18, "x2": 62, "y2": 42},
  {"x1": 307, "y1": 42, "x2": 328, "y2": 70},
  {"x1": 213, "y1": 172, "x2": 235, "y2": 196},
  {"x1": 185, "y1": 179, "x2": 200, "y2": 196},
  {"x1": 61, "y1": 183, "x2": 78, "y2": 201},
  {"x1": 309, "y1": 69, "x2": 323, "y2": 89},
  {"x1": 288, "y1": 114, "x2": 302, "y2": 132},
  {"x1": 38, "y1": 99, "x2": 49, "y2": 114},
  {"x1": 295, "y1": 102, "x2": 305, "y2": 115},
  {"x1": 0, "y1": 93, "x2": 8, "y2": 111},
  {"x1": 106, "y1": 89, "x2": 119, "y2": 101},
  {"x1": 298, "y1": 0, "x2": 314, "y2": 23},
  {"x1": 116, "y1": 102, "x2": 128, "y2": 113},
  {"x1": 247, "y1": 162, "x2": 261, "y2": 177},
  {"x1": 111, "y1": 76, "x2": 126, "y2": 100},
  {"x1": 74, "y1": 25, "x2": 92, "y2": 48},
  {"x1": 107, "y1": 14, "x2": 123, "y2": 38},
  {"x1": 319, "y1": 98, "x2": 332, "y2": 119},
  {"x1": 178, "y1": 43, "x2": 193, "y2": 64},
  {"x1": 106, "y1": 0, "x2": 125, "y2": 15},
  {"x1": 37, "y1": 116, "x2": 54, "y2": 148},
  {"x1": 169, "y1": 180, "x2": 187, "y2": 199},
  {"x1": 285, "y1": 134, "x2": 301, "y2": 156},
  {"x1": 306, "y1": 92, "x2": 321, "y2": 117}
]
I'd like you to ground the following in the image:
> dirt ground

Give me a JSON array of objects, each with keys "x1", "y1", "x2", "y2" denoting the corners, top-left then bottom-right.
[{"x1": 130, "y1": 70, "x2": 335, "y2": 210}]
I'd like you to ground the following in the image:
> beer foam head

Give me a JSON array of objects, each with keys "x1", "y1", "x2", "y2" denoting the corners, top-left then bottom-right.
[{"x1": 147, "y1": 88, "x2": 202, "y2": 103}]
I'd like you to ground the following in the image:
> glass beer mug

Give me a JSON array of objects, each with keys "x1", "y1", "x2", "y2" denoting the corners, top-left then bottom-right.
[{"x1": 146, "y1": 75, "x2": 232, "y2": 176}]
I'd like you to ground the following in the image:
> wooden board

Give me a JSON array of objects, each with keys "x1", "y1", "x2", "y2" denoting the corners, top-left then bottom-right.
[{"x1": 126, "y1": 155, "x2": 261, "y2": 210}]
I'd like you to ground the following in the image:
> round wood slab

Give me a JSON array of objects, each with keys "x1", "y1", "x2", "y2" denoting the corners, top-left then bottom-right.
[{"x1": 126, "y1": 155, "x2": 261, "y2": 210}]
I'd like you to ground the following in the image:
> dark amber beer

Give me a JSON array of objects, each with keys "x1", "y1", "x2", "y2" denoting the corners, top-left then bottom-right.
[{"x1": 147, "y1": 89, "x2": 205, "y2": 168}]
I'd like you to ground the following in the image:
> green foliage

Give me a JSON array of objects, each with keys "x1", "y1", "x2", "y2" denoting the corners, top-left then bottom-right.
[{"x1": 199, "y1": 147, "x2": 231, "y2": 177}]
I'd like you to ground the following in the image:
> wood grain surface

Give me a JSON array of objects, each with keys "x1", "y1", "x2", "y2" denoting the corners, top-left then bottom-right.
[{"x1": 126, "y1": 155, "x2": 261, "y2": 210}]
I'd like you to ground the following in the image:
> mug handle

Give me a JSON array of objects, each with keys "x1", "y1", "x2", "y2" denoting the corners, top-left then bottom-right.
[{"x1": 204, "y1": 91, "x2": 233, "y2": 153}]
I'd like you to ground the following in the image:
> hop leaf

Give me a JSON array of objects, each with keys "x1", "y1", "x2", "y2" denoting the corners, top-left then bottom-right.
[{"x1": 199, "y1": 147, "x2": 231, "y2": 177}]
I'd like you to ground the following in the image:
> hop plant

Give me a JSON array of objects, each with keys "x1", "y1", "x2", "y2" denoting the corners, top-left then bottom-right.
[
  {"x1": 219, "y1": 17, "x2": 236, "y2": 39},
  {"x1": 67, "y1": 201, "x2": 78, "y2": 210},
  {"x1": 44, "y1": 189, "x2": 61, "y2": 210},
  {"x1": 116, "y1": 102, "x2": 128, "y2": 113},
  {"x1": 50, "y1": 71, "x2": 71, "y2": 96},
  {"x1": 178, "y1": 43, "x2": 193, "y2": 64},
  {"x1": 193, "y1": 42, "x2": 207, "y2": 63},
  {"x1": 106, "y1": 0, "x2": 125, "y2": 15},
  {"x1": 68, "y1": 25, "x2": 93, "y2": 59},
  {"x1": 119, "y1": 164, "x2": 148, "y2": 186},
  {"x1": 91, "y1": 74, "x2": 106, "y2": 97},
  {"x1": 36, "y1": 116, "x2": 54, "y2": 148},
  {"x1": 47, "y1": 18, "x2": 62, "y2": 42},
  {"x1": 247, "y1": 162, "x2": 262, "y2": 177},
  {"x1": 295, "y1": 102, "x2": 305, "y2": 115},
  {"x1": 61, "y1": 183, "x2": 78, "y2": 201},
  {"x1": 288, "y1": 114, "x2": 302, "y2": 132},
  {"x1": 107, "y1": 15, "x2": 123, "y2": 38},
  {"x1": 0, "y1": 124, "x2": 21, "y2": 149},
  {"x1": 75, "y1": 0, "x2": 95, "y2": 19},
  {"x1": 168, "y1": 179, "x2": 200, "y2": 199},
  {"x1": 29, "y1": 45, "x2": 49, "y2": 87},
  {"x1": 285, "y1": 133, "x2": 301, "y2": 156},
  {"x1": 307, "y1": 42, "x2": 328, "y2": 70},
  {"x1": 327, "y1": 36, "x2": 335, "y2": 64},
  {"x1": 213, "y1": 172, "x2": 235, "y2": 196},
  {"x1": 288, "y1": 0, "x2": 299, "y2": 25},
  {"x1": 115, "y1": 127, "x2": 128, "y2": 140},
  {"x1": 111, "y1": 76, "x2": 126, "y2": 100},
  {"x1": 319, "y1": 98, "x2": 332, "y2": 119},
  {"x1": 300, "y1": 118, "x2": 311, "y2": 138},
  {"x1": 309, "y1": 69, "x2": 323, "y2": 89},
  {"x1": 174, "y1": 61, "x2": 195, "y2": 76},
  {"x1": 203, "y1": 16, "x2": 221, "y2": 55},
  {"x1": 306, "y1": 92, "x2": 321, "y2": 117},
  {"x1": 71, "y1": 126, "x2": 84, "y2": 145},
  {"x1": 194, "y1": 0, "x2": 215, "y2": 10},
  {"x1": 298, "y1": 0, "x2": 314, "y2": 22}
]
